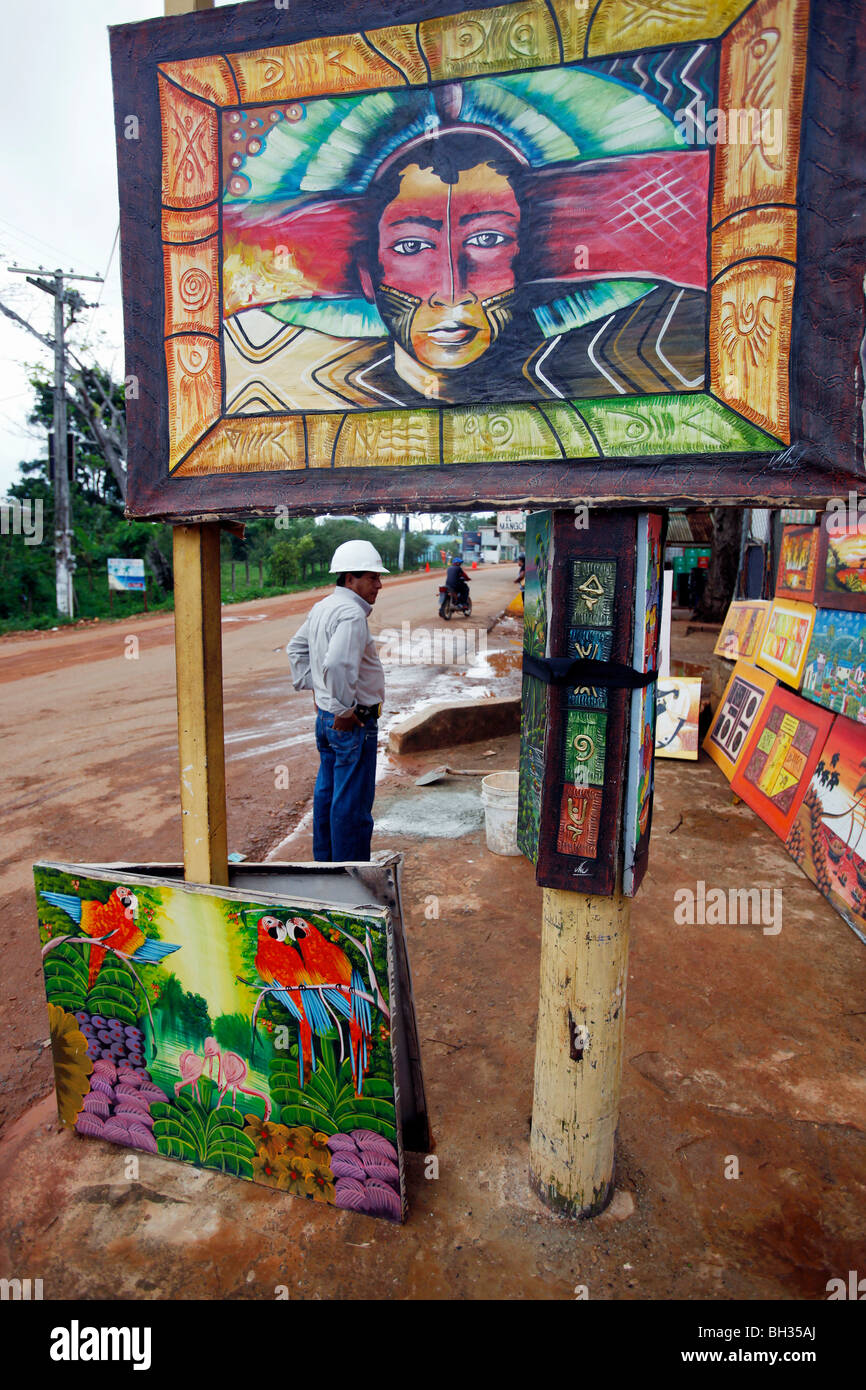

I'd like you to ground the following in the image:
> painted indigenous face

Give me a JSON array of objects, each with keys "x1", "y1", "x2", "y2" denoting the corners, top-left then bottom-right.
[{"x1": 375, "y1": 161, "x2": 520, "y2": 375}]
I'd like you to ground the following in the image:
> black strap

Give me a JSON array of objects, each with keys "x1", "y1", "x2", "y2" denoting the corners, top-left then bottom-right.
[{"x1": 522, "y1": 653, "x2": 659, "y2": 690}]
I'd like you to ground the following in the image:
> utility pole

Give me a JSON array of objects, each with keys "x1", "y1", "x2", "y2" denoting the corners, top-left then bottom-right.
[
  {"x1": 398, "y1": 514, "x2": 409, "y2": 570},
  {"x1": 9, "y1": 266, "x2": 102, "y2": 617}
]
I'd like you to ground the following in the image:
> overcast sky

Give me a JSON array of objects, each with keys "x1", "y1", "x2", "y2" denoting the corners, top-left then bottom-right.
[{"x1": 0, "y1": 0, "x2": 238, "y2": 495}]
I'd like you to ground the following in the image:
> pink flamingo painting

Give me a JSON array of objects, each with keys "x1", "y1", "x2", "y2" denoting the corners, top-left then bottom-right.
[{"x1": 174, "y1": 1038, "x2": 271, "y2": 1118}]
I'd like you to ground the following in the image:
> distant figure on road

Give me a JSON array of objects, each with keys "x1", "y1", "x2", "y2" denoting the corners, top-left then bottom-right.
[
  {"x1": 515, "y1": 553, "x2": 525, "y2": 589},
  {"x1": 287, "y1": 539, "x2": 388, "y2": 862},
  {"x1": 445, "y1": 554, "x2": 471, "y2": 607}
]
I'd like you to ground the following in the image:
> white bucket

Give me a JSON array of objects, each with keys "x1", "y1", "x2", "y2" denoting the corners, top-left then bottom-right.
[{"x1": 481, "y1": 771, "x2": 520, "y2": 856}]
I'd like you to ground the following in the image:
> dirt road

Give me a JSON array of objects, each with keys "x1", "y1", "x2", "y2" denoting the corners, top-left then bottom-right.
[{"x1": 0, "y1": 563, "x2": 520, "y2": 1132}]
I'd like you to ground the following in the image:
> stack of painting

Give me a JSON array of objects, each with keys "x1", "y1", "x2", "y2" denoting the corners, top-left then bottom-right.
[{"x1": 706, "y1": 514, "x2": 866, "y2": 940}]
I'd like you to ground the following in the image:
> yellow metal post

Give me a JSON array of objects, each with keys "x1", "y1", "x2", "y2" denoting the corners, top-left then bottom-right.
[
  {"x1": 165, "y1": 0, "x2": 226, "y2": 887},
  {"x1": 172, "y1": 523, "x2": 228, "y2": 886},
  {"x1": 529, "y1": 883, "x2": 632, "y2": 1216}
]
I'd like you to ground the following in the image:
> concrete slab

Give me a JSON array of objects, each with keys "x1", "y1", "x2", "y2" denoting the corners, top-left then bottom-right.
[{"x1": 388, "y1": 696, "x2": 520, "y2": 755}]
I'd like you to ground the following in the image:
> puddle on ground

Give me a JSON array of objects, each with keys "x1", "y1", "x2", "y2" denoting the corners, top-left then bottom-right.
[
  {"x1": 464, "y1": 646, "x2": 522, "y2": 679},
  {"x1": 374, "y1": 785, "x2": 484, "y2": 838}
]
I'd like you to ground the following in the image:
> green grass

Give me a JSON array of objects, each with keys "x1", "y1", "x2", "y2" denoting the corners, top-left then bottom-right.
[{"x1": 0, "y1": 565, "x2": 429, "y2": 636}]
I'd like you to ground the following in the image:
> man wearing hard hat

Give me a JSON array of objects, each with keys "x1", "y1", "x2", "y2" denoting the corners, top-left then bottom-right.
[{"x1": 287, "y1": 539, "x2": 388, "y2": 861}]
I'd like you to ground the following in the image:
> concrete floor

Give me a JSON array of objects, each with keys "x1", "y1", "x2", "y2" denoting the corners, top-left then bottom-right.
[{"x1": 2, "y1": 634, "x2": 864, "y2": 1298}]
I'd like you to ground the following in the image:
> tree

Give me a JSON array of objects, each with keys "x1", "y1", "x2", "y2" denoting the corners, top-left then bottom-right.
[
  {"x1": 693, "y1": 508, "x2": 744, "y2": 623},
  {"x1": 26, "y1": 367, "x2": 127, "y2": 505}
]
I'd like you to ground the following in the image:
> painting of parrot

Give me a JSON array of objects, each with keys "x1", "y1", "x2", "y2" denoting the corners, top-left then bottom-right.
[
  {"x1": 40, "y1": 885, "x2": 180, "y2": 989},
  {"x1": 254, "y1": 913, "x2": 372, "y2": 1093}
]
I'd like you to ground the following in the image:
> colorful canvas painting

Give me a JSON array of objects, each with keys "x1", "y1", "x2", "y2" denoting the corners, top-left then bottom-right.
[
  {"x1": 785, "y1": 716, "x2": 866, "y2": 944},
  {"x1": 522, "y1": 510, "x2": 637, "y2": 896},
  {"x1": 756, "y1": 599, "x2": 816, "y2": 687},
  {"x1": 556, "y1": 555, "x2": 618, "y2": 861},
  {"x1": 518, "y1": 510, "x2": 552, "y2": 862},
  {"x1": 35, "y1": 864, "x2": 407, "y2": 1222},
  {"x1": 816, "y1": 521, "x2": 866, "y2": 612},
  {"x1": 775, "y1": 525, "x2": 819, "y2": 602},
  {"x1": 522, "y1": 510, "x2": 551, "y2": 659},
  {"x1": 703, "y1": 659, "x2": 776, "y2": 780},
  {"x1": 730, "y1": 687, "x2": 833, "y2": 838},
  {"x1": 623, "y1": 512, "x2": 663, "y2": 895},
  {"x1": 109, "y1": 0, "x2": 865, "y2": 518},
  {"x1": 800, "y1": 608, "x2": 866, "y2": 722},
  {"x1": 655, "y1": 676, "x2": 702, "y2": 760},
  {"x1": 714, "y1": 600, "x2": 770, "y2": 661}
]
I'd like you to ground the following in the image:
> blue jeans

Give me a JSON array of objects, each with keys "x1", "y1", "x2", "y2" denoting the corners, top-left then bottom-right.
[{"x1": 313, "y1": 710, "x2": 378, "y2": 862}]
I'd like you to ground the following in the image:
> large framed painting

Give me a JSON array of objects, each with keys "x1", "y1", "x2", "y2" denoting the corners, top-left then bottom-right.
[
  {"x1": 110, "y1": 0, "x2": 866, "y2": 519},
  {"x1": 730, "y1": 684, "x2": 833, "y2": 838}
]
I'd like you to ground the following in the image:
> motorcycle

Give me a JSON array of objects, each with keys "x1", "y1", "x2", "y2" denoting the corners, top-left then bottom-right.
[{"x1": 438, "y1": 582, "x2": 472, "y2": 620}]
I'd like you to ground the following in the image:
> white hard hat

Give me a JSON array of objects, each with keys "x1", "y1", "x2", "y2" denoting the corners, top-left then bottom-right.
[{"x1": 329, "y1": 538, "x2": 390, "y2": 574}]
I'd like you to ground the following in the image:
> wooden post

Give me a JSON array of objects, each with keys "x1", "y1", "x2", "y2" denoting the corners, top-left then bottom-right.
[
  {"x1": 173, "y1": 523, "x2": 228, "y2": 886},
  {"x1": 521, "y1": 510, "x2": 662, "y2": 1217},
  {"x1": 165, "y1": 0, "x2": 224, "y2": 888},
  {"x1": 529, "y1": 884, "x2": 631, "y2": 1217}
]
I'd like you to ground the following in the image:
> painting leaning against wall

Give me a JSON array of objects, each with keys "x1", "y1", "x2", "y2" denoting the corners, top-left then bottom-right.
[{"x1": 35, "y1": 865, "x2": 406, "y2": 1222}]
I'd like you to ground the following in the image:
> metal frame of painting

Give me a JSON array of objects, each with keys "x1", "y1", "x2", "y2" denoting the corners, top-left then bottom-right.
[
  {"x1": 36, "y1": 857, "x2": 430, "y2": 1223},
  {"x1": 110, "y1": 0, "x2": 866, "y2": 520}
]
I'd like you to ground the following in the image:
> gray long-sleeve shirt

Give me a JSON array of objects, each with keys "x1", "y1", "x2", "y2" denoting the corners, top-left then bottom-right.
[{"x1": 286, "y1": 586, "x2": 385, "y2": 716}]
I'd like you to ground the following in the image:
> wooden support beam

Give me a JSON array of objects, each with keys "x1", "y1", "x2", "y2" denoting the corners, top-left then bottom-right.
[
  {"x1": 173, "y1": 523, "x2": 228, "y2": 886},
  {"x1": 529, "y1": 884, "x2": 631, "y2": 1217}
]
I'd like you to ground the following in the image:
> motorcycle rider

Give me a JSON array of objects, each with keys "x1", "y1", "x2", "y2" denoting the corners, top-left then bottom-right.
[{"x1": 445, "y1": 553, "x2": 471, "y2": 608}]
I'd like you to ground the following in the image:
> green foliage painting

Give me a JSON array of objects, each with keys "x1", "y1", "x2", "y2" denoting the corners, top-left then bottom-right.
[{"x1": 35, "y1": 864, "x2": 405, "y2": 1222}]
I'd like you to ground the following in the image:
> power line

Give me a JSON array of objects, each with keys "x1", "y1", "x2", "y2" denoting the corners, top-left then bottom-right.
[
  {"x1": 0, "y1": 215, "x2": 82, "y2": 267},
  {"x1": 78, "y1": 223, "x2": 120, "y2": 352}
]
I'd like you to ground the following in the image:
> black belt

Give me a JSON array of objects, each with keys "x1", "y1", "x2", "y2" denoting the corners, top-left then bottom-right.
[
  {"x1": 354, "y1": 702, "x2": 382, "y2": 723},
  {"x1": 522, "y1": 654, "x2": 658, "y2": 690}
]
